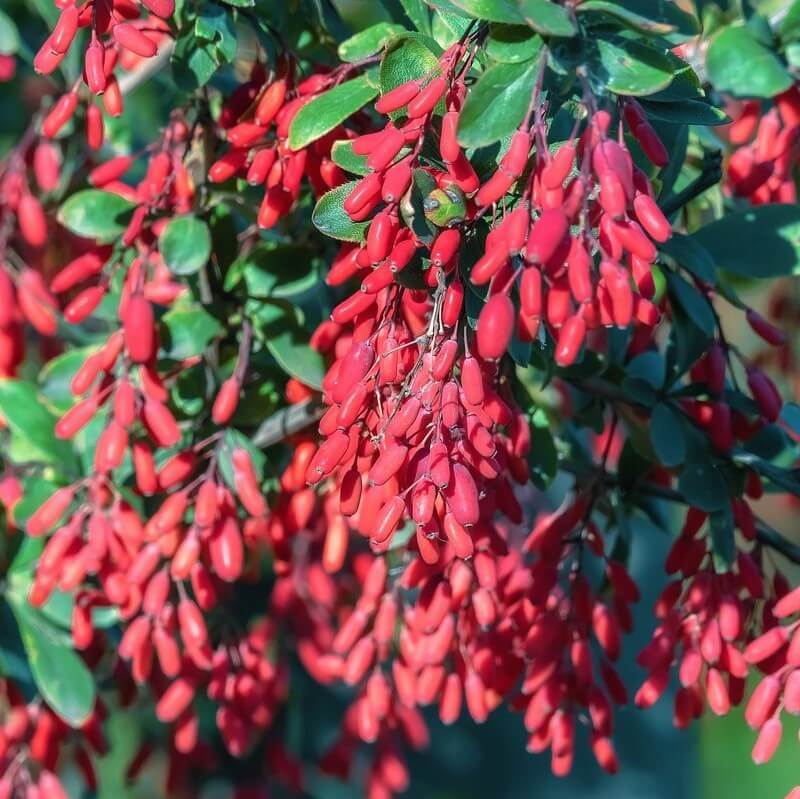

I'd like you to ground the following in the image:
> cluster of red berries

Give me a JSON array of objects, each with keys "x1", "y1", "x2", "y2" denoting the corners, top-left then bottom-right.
[
  {"x1": 0, "y1": 681, "x2": 108, "y2": 799},
  {"x1": 35, "y1": 0, "x2": 174, "y2": 148},
  {"x1": 723, "y1": 86, "x2": 800, "y2": 203},
  {"x1": 209, "y1": 59, "x2": 352, "y2": 228}
]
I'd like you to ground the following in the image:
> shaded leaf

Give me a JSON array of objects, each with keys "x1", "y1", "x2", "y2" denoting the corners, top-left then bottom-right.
[
  {"x1": 159, "y1": 215, "x2": 212, "y2": 276},
  {"x1": 690, "y1": 204, "x2": 800, "y2": 278}
]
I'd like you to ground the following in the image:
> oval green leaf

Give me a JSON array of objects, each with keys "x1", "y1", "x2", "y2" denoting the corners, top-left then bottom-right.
[
  {"x1": 289, "y1": 75, "x2": 378, "y2": 151},
  {"x1": 458, "y1": 57, "x2": 540, "y2": 147},
  {"x1": 690, "y1": 205, "x2": 800, "y2": 278},
  {"x1": 57, "y1": 190, "x2": 135, "y2": 243},
  {"x1": 338, "y1": 22, "x2": 405, "y2": 62},
  {"x1": 706, "y1": 25, "x2": 793, "y2": 99},
  {"x1": 312, "y1": 182, "x2": 370, "y2": 242},
  {"x1": 516, "y1": 0, "x2": 577, "y2": 37},
  {"x1": 266, "y1": 329, "x2": 326, "y2": 390},
  {"x1": 8, "y1": 598, "x2": 95, "y2": 727},
  {"x1": 159, "y1": 215, "x2": 212, "y2": 276},
  {"x1": 589, "y1": 35, "x2": 675, "y2": 96}
]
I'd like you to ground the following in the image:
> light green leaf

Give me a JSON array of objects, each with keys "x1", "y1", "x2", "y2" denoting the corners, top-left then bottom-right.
[
  {"x1": 289, "y1": 75, "x2": 378, "y2": 151},
  {"x1": 159, "y1": 215, "x2": 212, "y2": 276},
  {"x1": 0, "y1": 381, "x2": 74, "y2": 465},
  {"x1": 338, "y1": 22, "x2": 405, "y2": 62},
  {"x1": 706, "y1": 25, "x2": 793, "y2": 98},
  {"x1": 516, "y1": 0, "x2": 577, "y2": 37},
  {"x1": 312, "y1": 182, "x2": 370, "y2": 242},
  {"x1": 0, "y1": 9, "x2": 20, "y2": 55},
  {"x1": 161, "y1": 306, "x2": 223, "y2": 360},
  {"x1": 431, "y1": 0, "x2": 524, "y2": 24},
  {"x1": 589, "y1": 35, "x2": 675, "y2": 96},
  {"x1": 399, "y1": 0, "x2": 432, "y2": 34},
  {"x1": 486, "y1": 24, "x2": 543, "y2": 62},
  {"x1": 379, "y1": 33, "x2": 442, "y2": 97},
  {"x1": 7, "y1": 597, "x2": 95, "y2": 727},
  {"x1": 57, "y1": 190, "x2": 135, "y2": 243},
  {"x1": 331, "y1": 139, "x2": 370, "y2": 176},
  {"x1": 458, "y1": 57, "x2": 540, "y2": 147}
]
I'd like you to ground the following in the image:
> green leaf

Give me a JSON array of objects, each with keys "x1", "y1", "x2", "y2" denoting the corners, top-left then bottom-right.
[
  {"x1": 266, "y1": 328, "x2": 326, "y2": 390},
  {"x1": 679, "y1": 459, "x2": 729, "y2": 512},
  {"x1": 527, "y1": 408, "x2": 558, "y2": 489},
  {"x1": 221, "y1": 0, "x2": 254, "y2": 6},
  {"x1": 379, "y1": 33, "x2": 442, "y2": 97},
  {"x1": 781, "y1": 0, "x2": 800, "y2": 41},
  {"x1": 289, "y1": 75, "x2": 378, "y2": 151},
  {"x1": 234, "y1": 244, "x2": 318, "y2": 299},
  {"x1": 0, "y1": 381, "x2": 73, "y2": 465},
  {"x1": 159, "y1": 215, "x2": 212, "y2": 276},
  {"x1": 161, "y1": 305, "x2": 223, "y2": 360},
  {"x1": 0, "y1": 9, "x2": 20, "y2": 55},
  {"x1": 331, "y1": 139, "x2": 370, "y2": 176},
  {"x1": 516, "y1": 0, "x2": 577, "y2": 36},
  {"x1": 7, "y1": 597, "x2": 95, "y2": 727},
  {"x1": 709, "y1": 505, "x2": 735, "y2": 572},
  {"x1": 338, "y1": 22, "x2": 405, "y2": 62},
  {"x1": 429, "y1": 0, "x2": 523, "y2": 23},
  {"x1": 690, "y1": 205, "x2": 800, "y2": 278},
  {"x1": 399, "y1": 0, "x2": 432, "y2": 34},
  {"x1": 195, "y1": 6, "x2": 237, "y2": 62},
  {"x1": 57, "y1": 190, "x2": 135, "y2": 243},
  {"x1": 588, "y1": 35, "x2": 675, "y2": 96},
  {"x1": 577, "y1": 0, "x2": 700, "y2": 40},
  {"x1": 312, "y1": 182, "x2": 370, "y2": 242},
  {"x1": 640, "y1": 98, "x2": 729, "y2": 126},
  {"x1": 486, "y1": 24, "x2": 543, "y2": 62},
  {"x1": 665, "y1": 271, "x2": 715, "y2": 337},
  {"x1": 706, "y1": 25, "x2": 793, "y2": 98},
  {"x1": 650, "y1": 402, "x2": 686, "y2": 467},
  {"x1": 659, "y1": 233, "x2": 716, "y2": 284},
  {"x1": 39, "y1": 347, "x2": 98, "y2": 414},
  {"x1": 458, "y1": 57, "x2": 540, "y2": 147},
  {"x1": 171, "y1": 35, "x2": 222, "y2": 91}
]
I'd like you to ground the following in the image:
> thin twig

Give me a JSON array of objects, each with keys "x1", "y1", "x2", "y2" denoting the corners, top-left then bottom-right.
[
  {"x1": 251, "y1": 398, "x2": 326, "y2": 448},
  {"x1": 118, "y1": 39, "x2": 176, "y2": 97}
]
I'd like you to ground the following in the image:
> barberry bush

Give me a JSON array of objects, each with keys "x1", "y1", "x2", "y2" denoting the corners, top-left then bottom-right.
[{"x1": 0, "y1": 0, "x2": 800, "y2": 796}]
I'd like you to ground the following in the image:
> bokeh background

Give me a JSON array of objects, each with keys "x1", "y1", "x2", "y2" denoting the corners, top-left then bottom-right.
[{"x1": 0, "y1": 0, "x2": 798, "y2": 796}]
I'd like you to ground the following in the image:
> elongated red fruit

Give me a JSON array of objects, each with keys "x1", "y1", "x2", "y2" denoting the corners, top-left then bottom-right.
[
  {"x1": 375, "y1": 80, "x2": 420, "y2": 114},
  {"x1": 555, "y1": 314, "x2": 586, "y2": 367},
  {"x1": 476, "y1": 294, "x2": 514, "y2": 360},
  {"x1": 212, "y1": 377, "x2": 240, "y2": 425},
  {"x1": 28, "y1": 486, "x2": 75, "y2": 537},
  {"x1": 633, "y1": 194, "x2": 671, "y2": 243},
  {"x1": 124, "y1": 294, "x2": 155, "y2": 363},
  {"x1": 524, "y1": 210, "x2": 569, "y2": 265}
]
